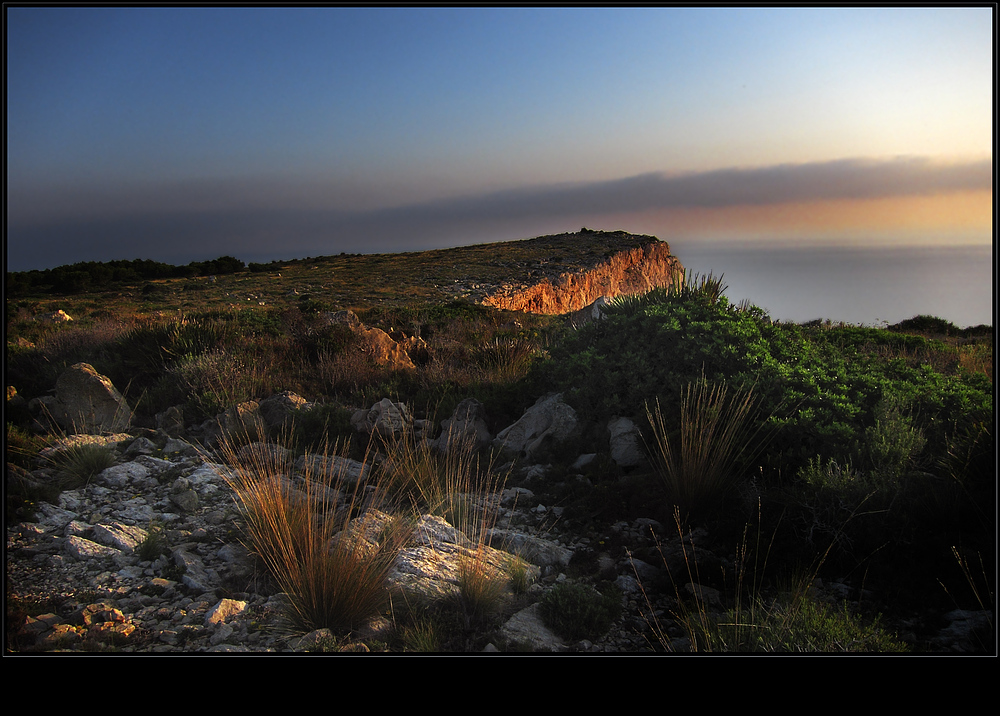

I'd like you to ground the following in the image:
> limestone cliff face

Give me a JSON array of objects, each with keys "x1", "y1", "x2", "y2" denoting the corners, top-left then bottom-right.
[{"x1": 481, "y1": 241, "x2": 683, "y2": 315}]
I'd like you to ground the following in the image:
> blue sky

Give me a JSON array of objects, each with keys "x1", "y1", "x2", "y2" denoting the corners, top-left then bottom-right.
[{"x1": 5, "y1": 6, "x2": 993, "y2": 271}]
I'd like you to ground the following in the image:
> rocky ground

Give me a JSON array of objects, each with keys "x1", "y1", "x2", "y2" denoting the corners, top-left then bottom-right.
[
  {"x1": 7, "y1": 390, "x2": 992, "y2": 655},
  {"x1": 6, "y1": 432, "x2": 649, "y2": 653}
]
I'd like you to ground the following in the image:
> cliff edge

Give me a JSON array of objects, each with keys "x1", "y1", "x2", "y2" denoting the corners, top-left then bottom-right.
[{"x1": 480, "y1": 234, "x2": 683, "y2": 315}]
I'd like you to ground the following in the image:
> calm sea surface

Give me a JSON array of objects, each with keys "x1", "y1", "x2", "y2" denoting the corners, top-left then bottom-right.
[{"x1": 673, "y1": 243, "x2": 994, "y2": 329}]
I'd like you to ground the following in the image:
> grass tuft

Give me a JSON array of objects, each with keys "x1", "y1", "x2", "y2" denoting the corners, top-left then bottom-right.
[
  {"x1": 645, "y1": 378, "x2": 763, "y2": 520},
  {"x1": 212, "y1": 429, "x2": 411, "y2": 635},
  {"x1": 47, "y1": 443, "x2": 117, "y2": 488}
]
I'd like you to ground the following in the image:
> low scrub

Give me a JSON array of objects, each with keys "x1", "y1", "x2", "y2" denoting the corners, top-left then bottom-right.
[
  {"x1": 691, "y1": 593, "x2": 908, "y2": 653},
  {"x1": 539, "y1": 581, "x2": 622, "y2": 642},
  {"x1": 641, "y1": 510, "x2": 908, "y2": 653}
]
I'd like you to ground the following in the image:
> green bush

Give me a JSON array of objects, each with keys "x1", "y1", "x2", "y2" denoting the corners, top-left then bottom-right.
[
  {"x1": 701, "y1": 595, "x2": 908, "y2": 653},
  {"x1": 530, "y1": 285, "x2": 992, "y2": 485},
  {"x1": 859, "y1": 394, "x2": 926, "y2": 480},
  {"x1": 539, "y1": 581, "x2": 621, "y2": 641}
]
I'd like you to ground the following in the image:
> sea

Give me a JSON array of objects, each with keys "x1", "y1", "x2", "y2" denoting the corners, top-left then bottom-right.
[{"x1": 672, "y1": 242, "x2": 994, "y2": 329}]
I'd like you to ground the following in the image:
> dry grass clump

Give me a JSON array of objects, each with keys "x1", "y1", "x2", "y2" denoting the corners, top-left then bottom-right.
[
  {"x1": 645, "y1": 378, "x2": 763, "y2": 519},
  {"x1": 213, "y1": 430, "x2": 411, "y2": 635}
]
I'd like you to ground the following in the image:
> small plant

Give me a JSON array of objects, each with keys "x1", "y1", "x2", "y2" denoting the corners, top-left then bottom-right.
[
  {"x1": 135, "y1": 523, "x2": 169, "y2": 561},
  {"x1": 47, "y1": 443, "x2": 117, "y2": 488},
  {"x1": 506, "y1": 554, "x2": 533, "y2": 595},
  {"x1": 401, "y1": 618, "x2": 441, "y2": 652},
  {"x1": 539, "y1": 581, "x2": 622, "y2": 642}
]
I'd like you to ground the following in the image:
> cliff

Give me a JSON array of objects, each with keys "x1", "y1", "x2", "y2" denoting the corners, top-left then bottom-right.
[{"x1": 481, "y1": 239, "x2": 684, "y2": 315}]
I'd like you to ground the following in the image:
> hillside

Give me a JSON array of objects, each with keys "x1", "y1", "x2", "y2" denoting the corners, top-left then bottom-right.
[{"x1": 7, "y1": 229, "x2": 683, "y2": 317}]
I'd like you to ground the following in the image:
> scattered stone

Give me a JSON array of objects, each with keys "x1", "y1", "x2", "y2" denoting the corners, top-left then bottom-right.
[{"x1": 35, "y1": 309, "x2": 73, "y2": 323}]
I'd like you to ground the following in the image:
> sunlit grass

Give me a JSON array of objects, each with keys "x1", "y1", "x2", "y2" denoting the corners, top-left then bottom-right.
[{"x1": 212, "y1": 429, "x2": 411, "y2": 635}]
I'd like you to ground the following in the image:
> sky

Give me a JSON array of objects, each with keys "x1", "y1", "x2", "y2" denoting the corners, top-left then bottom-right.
[{"x1": 4, "y1": 6, "x2": 994, "y2": 323}]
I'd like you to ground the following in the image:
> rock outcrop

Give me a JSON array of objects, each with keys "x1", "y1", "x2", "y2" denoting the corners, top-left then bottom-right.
[
  {"x1": 324, "y1": 310, "x2": 428, "y2": 371},
  {"x1": 33, "y1": 363, "x2": 133, "y2": 434},
  {"x1": 433, "y1": 398, "x2": 492, "y2": 454},
  {"x1": 482, "y1": 240, "x2": 683, "y2": 315}
]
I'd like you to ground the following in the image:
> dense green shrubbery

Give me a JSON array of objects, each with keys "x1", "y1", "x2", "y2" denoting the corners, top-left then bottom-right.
[
  {"x1": 6, "y1": 256, "x2": 246, "y2": 297},
  {"x1": 530, "y1": 283, "x2": 992, "y2": 487}
]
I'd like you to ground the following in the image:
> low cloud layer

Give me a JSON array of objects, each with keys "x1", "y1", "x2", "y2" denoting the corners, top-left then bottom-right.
[{"x1": 7, "y1": 156, "x2": 992, "y2": 271}]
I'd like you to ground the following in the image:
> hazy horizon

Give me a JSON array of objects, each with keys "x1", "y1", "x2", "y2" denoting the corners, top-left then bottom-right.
[{"x1": 6, "y1": 7, "x2": 993, "y2": 324}]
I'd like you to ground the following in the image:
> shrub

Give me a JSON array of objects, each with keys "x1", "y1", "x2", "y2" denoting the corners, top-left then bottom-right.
[
  {"x1": 859, "y1": 394, "x2": 926, "y2": 480},
  {"x1": 473, "y1": 336, "x2": 539, "y2": 383},
  {"x1": 698, "y1": 594, "x2": 908, "y2": 653},
  {"x1": 539, "y1": 581, "x2": 622, "y2": 642},
  {"x1": 889, "y1": 315, "x2": 960, "y2": 337},
  {"x1": 6, "y1": 423, "x2": 50, "y2": 469},
  {"x1": 169, "y1": 349, "x2": 271, "y2": 419}
]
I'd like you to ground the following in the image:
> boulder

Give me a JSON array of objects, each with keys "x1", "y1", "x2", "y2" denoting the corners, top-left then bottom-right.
[
  {"x1": 52, "y1": 363, "x2": 132, "y2": 434},
  {"x1": 197, "y1": 401, "x2": 264, "y2": 447},
  {"x1": 434, "y1": 398, "x2": 491, "y2": 453},
  {"x1": 567, "y1": 296, "x2": 611, "y2": 328},
  {"x1": 385, "y1": 513, "x2": 536, "y2": 603},
  {"x1": 258, "y1": 391, "x2": 310, "y2": 431},
  {"x1": 351, "y1": 398, "x2": 428, "y2": 440},
  {"x1": 357, "y1": 326, "x2": 416, "y2": 370},
  {"x1": 295, "y1": 453, "x2": 371, "y2": 485},
  {"x1": 218, "y1": 401, "x2": 264, "y2": 443},
  {"x1": 499, "y1": 602, "x2": 565, "y2": 653},
  {"x1": 493, "y1": 393, "x2": 578, "y2": 462},
  {"x1": 608, "y1": 416, "x2": 646, "y2": 468},
  {"x1": 155, "y1": 406, "x2": 186, "y2": 438}
]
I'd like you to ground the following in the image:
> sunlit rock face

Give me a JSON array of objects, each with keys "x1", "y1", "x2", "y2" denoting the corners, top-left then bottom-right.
[{"x1": 481, "y1": 240, "x2": 683, "y2": 315}]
